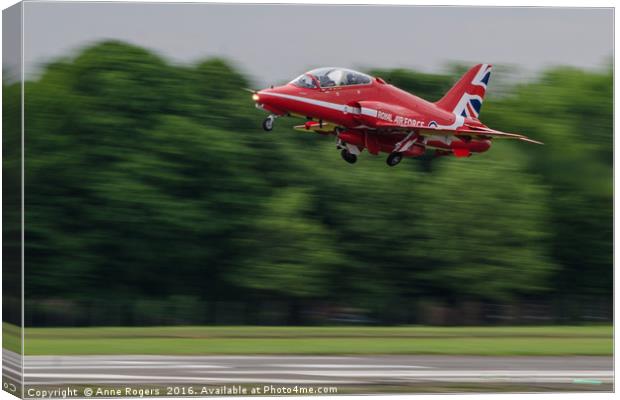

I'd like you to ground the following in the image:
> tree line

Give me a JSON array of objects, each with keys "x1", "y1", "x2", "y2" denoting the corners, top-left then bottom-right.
[{"x1": 3, "y1": 41, "x2": 611, "y2": 326}]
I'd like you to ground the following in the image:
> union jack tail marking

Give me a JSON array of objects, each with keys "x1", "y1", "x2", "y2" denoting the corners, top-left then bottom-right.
[{"x1": 435, "y1": 64, "x2": 492, "y2": 120}]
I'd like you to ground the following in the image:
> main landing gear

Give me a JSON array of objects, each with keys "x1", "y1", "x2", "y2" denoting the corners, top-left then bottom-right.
[
  {"x1": 262, "y1": 115, "x2": 276, "y2": 131},
  {"x1": 341, "y1": 149, "x2": 357, "y2": 164},
  {"x1": 386, "y1": 152, "x2": 403, "y2": 167},
  {"x1": 337, "y1": 138, "x2": 359, "y2": 165}
]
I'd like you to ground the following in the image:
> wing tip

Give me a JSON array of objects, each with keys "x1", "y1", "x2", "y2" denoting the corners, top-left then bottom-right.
[{"x1": 518, "y1": 136, "x2": 545, "y2": 145}]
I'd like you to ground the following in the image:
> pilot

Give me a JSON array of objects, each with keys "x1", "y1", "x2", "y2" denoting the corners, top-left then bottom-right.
[
  {"x1": 319, "y1": 75, "x2": 336, "y2": 87},
  {"x1": 345, "y1": 72, "x2": 358, "y2": 85}
]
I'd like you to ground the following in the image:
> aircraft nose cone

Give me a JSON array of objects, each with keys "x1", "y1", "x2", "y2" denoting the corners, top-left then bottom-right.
[
  {"x1": 253, "y1": 88, "x2": 272, "y2": 104},
  {"x1": 254, "y1": 87, "x2": 282, "y2": 108},
  {"x1": 254, "y1": 86, "x2": 289, "y2": 116}
]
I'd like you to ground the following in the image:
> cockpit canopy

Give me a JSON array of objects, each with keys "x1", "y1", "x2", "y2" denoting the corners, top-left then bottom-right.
[{"x1": 291, "y1": 67, "x2": 373, "y2": 89}]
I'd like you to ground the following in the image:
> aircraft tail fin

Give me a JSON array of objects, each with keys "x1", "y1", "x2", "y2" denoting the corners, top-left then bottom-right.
[{"x1": 435, "y1": 64, "x2": 492, "y2": 119}]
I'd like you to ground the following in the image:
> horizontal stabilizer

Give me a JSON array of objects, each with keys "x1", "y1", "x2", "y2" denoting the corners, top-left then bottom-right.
[
  {"x1": 415, "y1": 125, "x2": 544, "y2": 145},
  {"x1": 517, "y1": 136, "x2": 545, "y2": 145}
]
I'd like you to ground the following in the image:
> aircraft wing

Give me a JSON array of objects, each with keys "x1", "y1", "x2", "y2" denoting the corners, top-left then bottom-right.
[
  {"x1": 423, "y1": 126, "x2": 543, "y2": 145},
  {"x1": 375, "y1": 122, "x2": 544, "y2": 145}
]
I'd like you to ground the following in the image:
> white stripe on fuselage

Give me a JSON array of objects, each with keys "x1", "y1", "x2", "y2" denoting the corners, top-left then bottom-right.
[
  {"x1": 259, "y1": 91, "x2": 465, "y2": 131},
  {"x1": 260, "y1": 92, "x2": 349, "y2": 113},
  {"x1": 360, "y1": 107, "x2": 378, "y2": 117},
  {"x1": 433, "y1": 115, "x2": 465, "y2": 130}
]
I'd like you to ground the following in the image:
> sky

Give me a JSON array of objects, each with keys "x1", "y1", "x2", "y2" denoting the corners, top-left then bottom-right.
[{"x1": 13, "y1": 2, "x2": 615, "y2": 86}]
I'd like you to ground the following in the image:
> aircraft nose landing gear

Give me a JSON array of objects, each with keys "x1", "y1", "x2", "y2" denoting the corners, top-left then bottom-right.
[
  {"x1": 386, "y1": 152, "x2": 403, "y2": 167},
  {"x1": 262, "y1": 115, "x2": 276, "y2": 131},
  {"x1": 341, "y1": 149, "x2": 357, "y2": 164}
]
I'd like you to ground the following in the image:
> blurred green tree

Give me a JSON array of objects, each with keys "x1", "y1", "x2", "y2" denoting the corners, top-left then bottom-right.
[
  {"x1": 483, "y1": 66, "x2": 613, "y2": 318},
  {"x1": 10, "y1": 40, "x2": 611, "y2": 326},
  {"x1": 410, "y1": 147, "x2": 556, "y2": 303}
]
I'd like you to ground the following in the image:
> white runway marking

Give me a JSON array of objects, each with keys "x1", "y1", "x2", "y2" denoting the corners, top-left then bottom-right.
[
  {"x1": 24, "y1": 364, "x2": 229, "y2": 369},
  {"x1": 24, "y1": 355, "x2": 358, "y2": 361},
  {"x1": 24, "y1": 373, "x2": 360, "y2": 385},
  {"x1": 22, "y1": 371, "x2": 613, "y2": 384},
  {"x1": 2, "y1": 366, "x2": 22, "y2": 376},
  {"x1": 299, "y1": 370, "x2": 614, "y2": 378},
  {"x1": 4, "y1": 351, "x2": 611, "y2": 387},
  {"x1": 3, "y1": 358, "x2": 22, "y2": 369},
  {"x1": 270, "y1": 364, "x2": 432, "y2": 369}
]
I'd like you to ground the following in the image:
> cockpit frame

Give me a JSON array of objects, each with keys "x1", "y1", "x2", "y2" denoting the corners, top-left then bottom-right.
[{"x1": 291, "y1": 67, "x2": 373, "y2": 89}]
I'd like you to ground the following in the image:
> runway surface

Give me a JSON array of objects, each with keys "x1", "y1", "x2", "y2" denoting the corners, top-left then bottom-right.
[{"x1": 2, "y1": 350, "x2": 613, "y2": 390}]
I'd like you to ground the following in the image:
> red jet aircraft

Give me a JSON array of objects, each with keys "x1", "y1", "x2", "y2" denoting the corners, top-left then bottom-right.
[{"x1": 251, "y1": 64, "x2": 542, "y2": 166}]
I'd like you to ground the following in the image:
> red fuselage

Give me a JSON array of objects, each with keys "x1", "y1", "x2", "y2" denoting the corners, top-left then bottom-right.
[
  {"x1": 252, "y1": 65, "x2": 540, "y2": 166},
  {"x1": 254, "y1": 74, "x2": 491, "y2": 159}
]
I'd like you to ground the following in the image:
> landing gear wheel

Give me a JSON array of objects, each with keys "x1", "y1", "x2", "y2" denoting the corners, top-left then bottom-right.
[
  {"x1": 341, "y1": 149, "x2": 357, "y2": 164},
  {"x1": 387, "y1": 152, "x2": 403, "y2": 167},
  {"x1": 262, "y1": 116, "x2": 275, "y2": 131}
]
